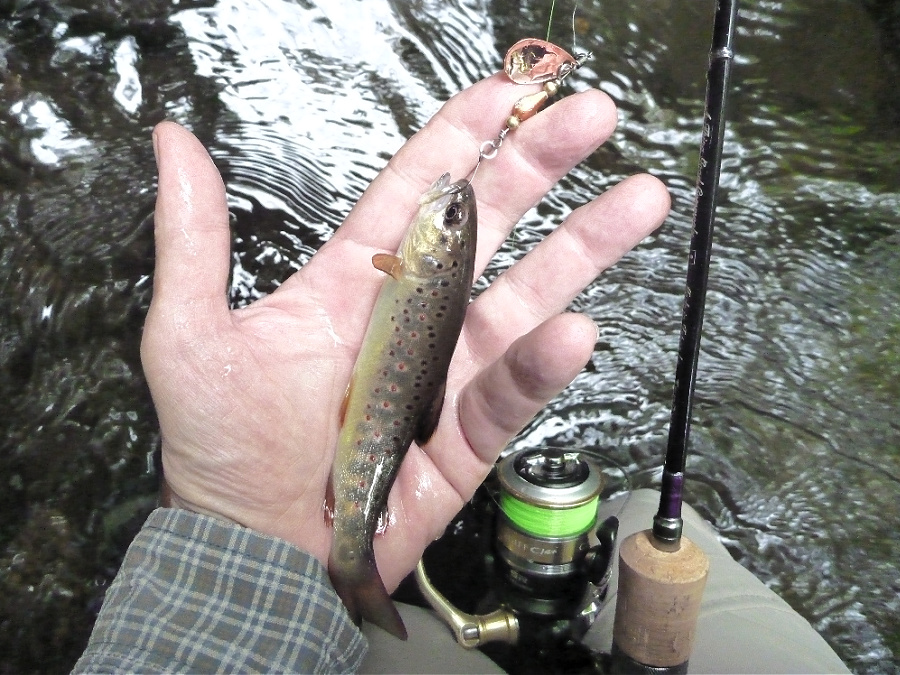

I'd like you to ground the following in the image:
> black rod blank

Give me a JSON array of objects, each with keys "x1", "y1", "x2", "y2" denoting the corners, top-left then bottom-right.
[{"x1": 653, "y1": 0, "x2": 740, "y2": 544}]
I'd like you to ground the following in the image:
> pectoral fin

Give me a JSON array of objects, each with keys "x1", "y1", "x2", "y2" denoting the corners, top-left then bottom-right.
[{"x1": 372, "y1": 253, "x2": 403, "y2": 280}]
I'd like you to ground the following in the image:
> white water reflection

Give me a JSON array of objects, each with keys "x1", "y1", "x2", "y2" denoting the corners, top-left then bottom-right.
[
  {"x1": 112, "y1": 36, "x2": 142, "y2": 115},
  {"x1": 10, "y1": 98, "x2": 91, "y2": 165}
]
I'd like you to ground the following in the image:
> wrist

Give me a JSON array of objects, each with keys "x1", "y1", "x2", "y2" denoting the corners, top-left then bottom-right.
[{"x1": 160, "y1": 477, "x2": 243, "y2": 527}]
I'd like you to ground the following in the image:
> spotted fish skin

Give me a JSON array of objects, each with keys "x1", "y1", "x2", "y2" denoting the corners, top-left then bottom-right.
[{"x1": 328, "y1": 174, "x2": 477, "y2": 640}]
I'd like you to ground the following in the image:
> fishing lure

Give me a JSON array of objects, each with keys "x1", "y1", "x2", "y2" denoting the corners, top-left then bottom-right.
[{"x1": 472, "y1": 38, "x2": 590, "y2": 174}]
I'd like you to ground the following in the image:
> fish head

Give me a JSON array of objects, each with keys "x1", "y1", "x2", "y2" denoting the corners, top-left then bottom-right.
[{"x1": 401, "y1": 173, "x2": 477, "y2": 278}]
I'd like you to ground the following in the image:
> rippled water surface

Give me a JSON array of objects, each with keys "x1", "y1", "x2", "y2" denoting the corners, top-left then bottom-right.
[{"x1": 2, "y1": 0, "x2": 898, "y2": 672}]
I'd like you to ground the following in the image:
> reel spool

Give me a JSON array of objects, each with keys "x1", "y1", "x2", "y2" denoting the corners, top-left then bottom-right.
[{"x1": 495, "y1": 449, "x2": 618, "y2": 637}]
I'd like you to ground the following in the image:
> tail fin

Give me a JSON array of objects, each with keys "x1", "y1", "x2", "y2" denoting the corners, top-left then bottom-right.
[{"x1": 330, "y1": 555, "x2": 408, "y2": 641}]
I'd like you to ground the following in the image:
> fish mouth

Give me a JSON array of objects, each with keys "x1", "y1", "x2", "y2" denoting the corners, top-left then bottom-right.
[
  {"x1": 420, "y1": 173, "x2": 473, "y2": 212},
  {"x1": 422, "y1": 172, "x2": 452, "y2": 200},
  {"x1": 447, "y1": 179, "x2": 472, "y2": 195}
]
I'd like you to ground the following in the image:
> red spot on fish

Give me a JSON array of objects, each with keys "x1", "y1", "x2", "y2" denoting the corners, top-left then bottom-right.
[
  {"x1": 431, "y1": 290, "x2": 439, "y2": 297},
  {"x1": 382, "y1": 401, "x2": 390, "y2": 408},
  {"x1": 397, "y1": 363, "x2": 406, "y2": 371},
  {"x1": 365, "y1": 414, "x2": 372, "y2": 421},
  {"x1": 410, "y1": 331, "x2": 418, "y2": 338},
  {"x1": 374, "y1": 430, "x2": 382, "y2": 438},
  {"x1": 358, "y1": 480, "x2": 366, "y2": 488},
  {"x1": 407, "y1": 348, "x2": 414, "y2": 355},
  {"x1": 369, "y1": 454, "x2": 377, "y2": 462},
  {"x1": 390, "y1": 384, "x2": 398, "y2": 392},
  {"x1": 418, "y1": 313, "x2": 426, "y2": 321}
]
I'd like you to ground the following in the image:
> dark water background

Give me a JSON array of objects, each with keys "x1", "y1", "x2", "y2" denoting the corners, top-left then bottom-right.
[{"x1": 1, "y1": 0, "x2": 898, "y2": 672}]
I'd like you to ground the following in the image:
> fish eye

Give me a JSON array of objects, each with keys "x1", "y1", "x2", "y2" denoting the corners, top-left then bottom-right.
[{"x1": 444, "y1": 202, "x2": 463, "y2": 226}]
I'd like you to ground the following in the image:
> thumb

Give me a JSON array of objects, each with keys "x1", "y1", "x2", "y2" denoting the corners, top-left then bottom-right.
[{"x1": 149, "y1": 121, "x2": 231, "y2": 317}]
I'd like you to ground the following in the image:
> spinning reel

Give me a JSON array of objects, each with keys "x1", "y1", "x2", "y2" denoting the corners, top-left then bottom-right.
[{"x1": 416, "y1": 448, "x2": 618, "y2": 650}]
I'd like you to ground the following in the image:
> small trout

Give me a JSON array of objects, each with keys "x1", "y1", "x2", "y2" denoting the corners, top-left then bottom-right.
[{"x1": 328, "y1": 173, "x2": 477, "y2": 640}]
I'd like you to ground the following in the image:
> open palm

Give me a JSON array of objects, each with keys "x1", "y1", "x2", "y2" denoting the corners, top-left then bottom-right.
[{"x1": 140, "y1": 72, "x2": 670, "y2": 593}]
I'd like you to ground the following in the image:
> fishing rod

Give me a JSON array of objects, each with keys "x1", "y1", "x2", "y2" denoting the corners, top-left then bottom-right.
[
  {"x1": 612, "y1": 1, "x2": 740, "y2": 672},
  {"x1": 655, "y1": 0, "x2": 740, "y2": 548}
]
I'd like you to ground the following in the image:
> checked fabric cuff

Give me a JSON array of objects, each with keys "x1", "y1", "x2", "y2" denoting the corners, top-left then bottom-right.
[{"x1": 73, "y1": 508, "x2": 367, "y2": 674}]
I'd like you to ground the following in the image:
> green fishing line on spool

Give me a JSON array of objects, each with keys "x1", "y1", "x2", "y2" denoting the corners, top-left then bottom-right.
[{"x1": 500, "y1": 492, "x2": 598, "y2": 538}]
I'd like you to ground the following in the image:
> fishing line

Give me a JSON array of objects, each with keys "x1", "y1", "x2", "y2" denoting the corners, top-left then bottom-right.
[
  {"x1": 546, "y1": 0, "x2": 557, "y2": 41},
  {"x1": 571, "y1": 6, "x2": 579, "y2": 54},
  {"x1": 545, "y1": 0, "x2": 581, "y2": 50},
  {"x1": 500, "y1": 492, "x2": 599, "y2": 538}
]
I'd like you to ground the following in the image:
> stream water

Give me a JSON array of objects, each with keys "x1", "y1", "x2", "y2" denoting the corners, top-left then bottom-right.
[{"x1": 1, "y1": 1, "x2": 898, "y2": 672}]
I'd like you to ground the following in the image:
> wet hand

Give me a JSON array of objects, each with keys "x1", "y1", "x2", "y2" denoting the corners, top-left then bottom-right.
[{"x1": 141, "y1": 73, "x2": 670, "y2": 591}]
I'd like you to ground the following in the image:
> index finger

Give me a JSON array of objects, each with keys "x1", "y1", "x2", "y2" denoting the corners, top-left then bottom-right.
[{"x1": 325, "y1": 72, "x2": 617, "y2": 266}]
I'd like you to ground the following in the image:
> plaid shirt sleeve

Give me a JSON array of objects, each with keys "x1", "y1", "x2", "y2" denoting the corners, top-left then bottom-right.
[{"x1": 72, "y1": 508, "x2": 368, "y2": 674}]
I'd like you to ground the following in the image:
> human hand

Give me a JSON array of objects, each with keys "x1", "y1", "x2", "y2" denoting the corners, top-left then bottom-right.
[{"x1": 141, "y1": 72, "x2": 670, "y2": 592}]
